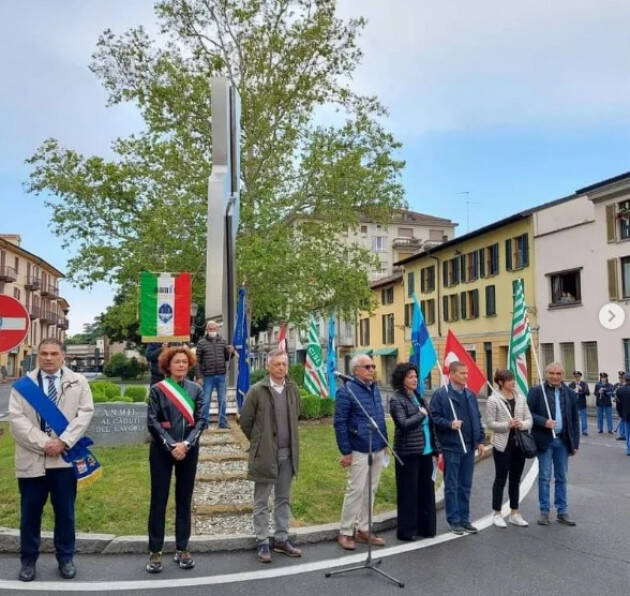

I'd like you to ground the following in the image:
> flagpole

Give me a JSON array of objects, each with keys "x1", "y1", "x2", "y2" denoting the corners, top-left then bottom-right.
[
  {"x1": 433, "y1": 361, "x2": 467, "y2": 454},
  {"x1": 530, "y1": 337, "x2": 556, "y2": 439}
]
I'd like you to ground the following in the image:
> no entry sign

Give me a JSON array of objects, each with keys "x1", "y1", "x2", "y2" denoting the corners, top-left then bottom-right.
[{"x1": 0, "y1": 296, "x2": 30, "y2": 353}]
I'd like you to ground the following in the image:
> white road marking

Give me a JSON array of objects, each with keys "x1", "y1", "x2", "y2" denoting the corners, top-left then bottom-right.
[{"x1": 0, "y1": 460, "x2": 538, "y2": 592}]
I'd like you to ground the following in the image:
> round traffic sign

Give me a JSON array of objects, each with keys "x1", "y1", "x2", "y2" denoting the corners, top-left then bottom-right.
[{"x1": 0, "y1": 296, "x2": 30, "y2": 353}]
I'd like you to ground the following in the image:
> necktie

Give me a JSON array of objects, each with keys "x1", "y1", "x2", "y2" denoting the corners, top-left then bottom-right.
[{"x1": 43, "y1": 375, "x2": 58, "y2": 435}]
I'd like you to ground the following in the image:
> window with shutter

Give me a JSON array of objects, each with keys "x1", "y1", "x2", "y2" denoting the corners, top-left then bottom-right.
[
  {"x1": 479, "y1": 248, "x2": 486, "y2": 277},
  {"x1": 471, "y1": 289, "x2": 479, "y2": 318},
  {"x1": 607, "y1": 258, "x2": 619, "y2": 300},
  {"x1": 460, "y1": 292, "x2": 467, "y2": 320},
  {"x1": 505, "y1": 239, "x2": 512, "y2": 271},
  {"x1": 606, "y1": 204, "x2": 616, "y2": 243},
  {"x1": 443, "y1": 261, "x2": 448, "y2": 287},
  {"x1": 485, "y1": 285, "x2": 496, "y2": 316},
  {"x1": 521, "y1": 234, "x2": 529, "y2": 267},
  {"x1": 443, "y1": 295, "x2": 449, "y2": 321},
  {"x1": 460, "y1": 254, "x2": 466, "y2": 283},
  {"x1": 452, "y1": 258, "x2": 460, "y2": 284}
]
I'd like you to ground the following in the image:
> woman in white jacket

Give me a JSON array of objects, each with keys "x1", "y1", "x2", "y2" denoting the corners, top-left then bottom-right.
[{"x1": 485, "y1": 369, "x2": 533, "y2": 528}]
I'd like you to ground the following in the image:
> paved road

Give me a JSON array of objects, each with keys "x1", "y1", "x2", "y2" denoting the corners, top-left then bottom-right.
[{"x1": 1, "y1": 428, "x2": 629, "y2": 595}]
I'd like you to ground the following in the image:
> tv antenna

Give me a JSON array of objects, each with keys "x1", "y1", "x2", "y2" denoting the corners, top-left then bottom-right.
[{"x1": 456, "y1": 191, "x2": 478, "y2": 232}]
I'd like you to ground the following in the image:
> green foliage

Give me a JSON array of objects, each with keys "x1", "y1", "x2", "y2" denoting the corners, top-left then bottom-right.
[
  {"x1": 110, "y1": 395, "x2": 134, "y2": 403},
  {"x1": 65, "y1": 320, "x2": 104, "y2": 345},
  {"x1": 26, "y1": 0, "x2": 405, "y2": 330},
  {"x1": 288, "y1": 363, "x2": 305, "y2": 388},
  {"x1": 319, "y1": 397, "x2": 335, "y2": 417},
  {"x1": 89, "y1": 380, "x2": 121, "y2": 400},
  {"x1": 299, "y1": 393, "x2": 321, "y2": 419},
  {"x1": 104, "y1": 353, "x2": 147, "y2": 380},
  {"x1": 92, "y1": 393, "x2": 108, "y2": 403},
  {"x1": 250, "y1": 368, "x2": 267, "y2": 384},
  {"x1": 124, "y1": 385, "x2": 148, "y2": 402}
]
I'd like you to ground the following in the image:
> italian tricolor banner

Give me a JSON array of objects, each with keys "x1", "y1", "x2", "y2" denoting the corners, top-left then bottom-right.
[
  {"x1": 139, "y1": 272, "x2": 191, "y2": 342},
  {"x1": 508, "y1": 278, "x2": 532, "y2": 396},
  {"x1": 156, "y1": 378, "x2": 195, "y2": 425}
]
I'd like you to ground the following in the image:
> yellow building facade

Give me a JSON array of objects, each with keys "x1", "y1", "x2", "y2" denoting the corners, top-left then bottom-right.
[
  {"x1": 398, "y1": 214, "x2": 538, "y2": 392},
  {"x1": 357, "y1": 213, "x2": 540, "y2": 393},
  {"x1": 0, "y1": 235, "x2": 68, "y2": 377},
  {"x1": 356, "y1": 273, "x2": 407, "y2": 386}
]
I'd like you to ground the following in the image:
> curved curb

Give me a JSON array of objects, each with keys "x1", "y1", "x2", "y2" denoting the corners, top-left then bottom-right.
[{"x1": 0, "y1": 447, "x2": 493, "y2": 555}]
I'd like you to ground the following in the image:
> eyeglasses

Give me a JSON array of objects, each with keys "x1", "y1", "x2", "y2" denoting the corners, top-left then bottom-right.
[{"x1": 359, "y1": 364, "x2": 376, "y2": 370}]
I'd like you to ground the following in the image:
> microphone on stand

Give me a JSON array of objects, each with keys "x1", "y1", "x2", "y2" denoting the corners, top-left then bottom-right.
[{"x1": 334, "y1": 371, "x2": 353, "y2": 384}]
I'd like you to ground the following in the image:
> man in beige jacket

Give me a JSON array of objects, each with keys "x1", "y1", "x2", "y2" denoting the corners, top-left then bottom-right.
[{"x1": 9, "y1": 338, "x2": 94, "y2": 582}]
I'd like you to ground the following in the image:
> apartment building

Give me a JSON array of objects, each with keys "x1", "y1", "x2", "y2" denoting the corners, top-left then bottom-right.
[{"x1": 0, "y1": 234, "x2": 68, "y2": 376}]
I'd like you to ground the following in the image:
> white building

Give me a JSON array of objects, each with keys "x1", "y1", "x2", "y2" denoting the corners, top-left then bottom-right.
[{"x1": 533, "y1": 171, "x2": 630, "y2": 399}]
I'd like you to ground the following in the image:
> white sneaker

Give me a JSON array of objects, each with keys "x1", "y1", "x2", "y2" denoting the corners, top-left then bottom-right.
[
  {"x1": 493, "y1": 513, "x2": 507, "y2": 528},
  {"x1": 508, "y1": 513, "x2": 529, "y2": 527}
]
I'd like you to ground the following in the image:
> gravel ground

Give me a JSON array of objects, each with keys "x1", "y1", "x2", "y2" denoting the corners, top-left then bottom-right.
[
  {"x1": 194, "y1": 513, "x2": 253, "y2": 536},
  {"x1": 193, "y1": 479, "x2": 254, "y2": 506},
  {"x1": 197, "y1": 460, "x2": 248, "y2": 476}
]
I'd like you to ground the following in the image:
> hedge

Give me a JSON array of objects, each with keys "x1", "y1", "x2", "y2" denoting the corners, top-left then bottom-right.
[
  {"x1": 89, "y1": 381, "x2": 121, "y2": 400},
  {"x1": 299, "y1": 389, "x2": 336, "y2": 419},
  {"x1": 124, "y1": 385, "x2": 148, "y2": 402}
]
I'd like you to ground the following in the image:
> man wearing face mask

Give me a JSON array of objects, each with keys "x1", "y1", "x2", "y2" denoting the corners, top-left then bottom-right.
[{"x1": 195, "y1": 321, "x2": 234, "y2": 428}]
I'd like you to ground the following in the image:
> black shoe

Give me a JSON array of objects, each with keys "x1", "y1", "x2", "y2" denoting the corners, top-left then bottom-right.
[
  {"x1": 397, "y1": 535, "x2": 417, "y2": 541},
  {"x1": 18, "y1": 562, "x2": 35, "y2": 582},
  {"x1": 257, "y1": 543, "x2": 272, "y2": 563},
  {"x1": 461, "y1": 522, "x2": 478, "y2": 534},
  {"x1": 582, "y1": 432, "x2": 588, "y2": 436},
  {"x1": 557, "y1": 513, "x2": 576, "y2": 526},
  {"x1": 449, "y1": 524, "x2": 465, "y2": 535},
  {"x1": 598, "y1": 430, "x2": 603, "y2": 434},
  {"x1": 58, "y1": 560, "x2": 76, "y2": 579},
  {"x1": 616, "y1": 437, "x2": 625, "y2": 440}
]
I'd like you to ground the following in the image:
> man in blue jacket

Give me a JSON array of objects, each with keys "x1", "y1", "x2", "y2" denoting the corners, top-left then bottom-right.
[
  {"x1": 527, "y1": 362, "x2": 579, "y2": 526},
  {"x1": 430, "y1": 361, "x2": 485, "y2": 535},
  {"x1": 334, "y1": 354, "x2": 388, "y2": 550}
]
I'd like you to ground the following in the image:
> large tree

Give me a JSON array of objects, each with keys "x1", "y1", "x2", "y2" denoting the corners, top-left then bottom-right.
[{"x1": 27, "y1": 0, "x2": 405, "y2": 332}]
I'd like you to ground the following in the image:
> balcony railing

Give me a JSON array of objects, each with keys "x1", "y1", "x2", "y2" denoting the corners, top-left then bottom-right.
[
  {"x1": 392, "y1": 237, "x2": 422, "y2": 250},
  {"x1": 0, "y1": 266, "x2": 17, "y2": 282},
  {"x1": 24, "y1": 275, "x2": 41, "y2": 290},
  {"x1": 40, "y1": 284, "x2": 60, "y2": 298},
  {"x1": 40, "y1": 310, "x2": 57, "y2": 324},
  {"x1": 29, "y1": 305, "x2": 41, "y2": 319},
  {"x1": 58, "y1": 317, "x2": 69, "y2": 330}
]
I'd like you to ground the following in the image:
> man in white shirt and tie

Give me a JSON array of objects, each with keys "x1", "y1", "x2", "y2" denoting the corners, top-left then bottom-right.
[{"x1": 9, "y1": 338, "x2": 94, "y2": 582}]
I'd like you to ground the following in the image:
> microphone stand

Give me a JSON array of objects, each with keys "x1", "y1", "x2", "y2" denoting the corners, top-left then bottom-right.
[{"x1": 325, "y1": 377, "x2": 405, "y2": 589}]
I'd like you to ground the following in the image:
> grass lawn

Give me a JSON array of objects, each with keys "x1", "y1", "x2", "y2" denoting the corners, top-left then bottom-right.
[{"x1": 0, "y1": 420, "x2": 410, "y2": 534}]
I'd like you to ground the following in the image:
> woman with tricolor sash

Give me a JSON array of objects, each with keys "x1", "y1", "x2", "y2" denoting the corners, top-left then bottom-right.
[{"x1": 145, "y1": 346, "x2": 206, "y2": 574}]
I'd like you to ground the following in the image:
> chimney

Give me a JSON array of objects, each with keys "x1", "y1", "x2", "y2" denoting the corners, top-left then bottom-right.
[{"x1": 0, "y1": 234, "x2": 22, "y2": 246}]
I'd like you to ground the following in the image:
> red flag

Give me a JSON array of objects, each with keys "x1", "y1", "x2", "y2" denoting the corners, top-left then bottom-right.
[
  {"x1": 442, "y1": 329, "x2": 486, "y2": 393},
  {"x1": 278, "y1": 324, "x2": 288, "y2": 353}
]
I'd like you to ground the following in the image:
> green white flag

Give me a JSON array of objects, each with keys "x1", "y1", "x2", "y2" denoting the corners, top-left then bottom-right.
[
  {"x1": 303, "y1": 317, "x2": 329, "y2": 397},
  {"x1": 508, "y1": 278, "x2": 532, "y2": 395}
]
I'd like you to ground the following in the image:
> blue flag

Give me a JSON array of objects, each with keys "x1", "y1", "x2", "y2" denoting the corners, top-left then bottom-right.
[
  {"x1": 409, "y1": 293, "x2": 437, "y2": 382},
  {"x1": 232, "y1": 287, "x2": 250, "y2": 411},
  {"x1": 326, "y1": 313, "x2": 337, "y2": 399}
]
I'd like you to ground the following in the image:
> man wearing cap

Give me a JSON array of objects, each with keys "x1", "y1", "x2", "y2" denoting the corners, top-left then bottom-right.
[
  {"x1": 569, "y1": 371, "x2": 590, "y2": 436},
  {"x1": 195, "y1": 321, "x2": 234, "y2": 428},
  {"x1": 594, "y1": 373, "x2": 614, "y2": 434},
  {"x1": 616, "y1": 373, "x2": 630, "y2": 455},
  {"x1": 613, "y1": 371, "x2": 627, "y2": 441}
]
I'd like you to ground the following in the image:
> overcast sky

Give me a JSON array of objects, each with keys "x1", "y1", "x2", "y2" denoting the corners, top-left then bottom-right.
[{"x1": 2, "y1": 0, "x2": 630, "y2": 334}]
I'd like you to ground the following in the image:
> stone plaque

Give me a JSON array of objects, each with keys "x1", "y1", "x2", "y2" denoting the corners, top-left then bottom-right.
[{"x1": 88, "y1": 403, "x2": 149, "y2": 446}]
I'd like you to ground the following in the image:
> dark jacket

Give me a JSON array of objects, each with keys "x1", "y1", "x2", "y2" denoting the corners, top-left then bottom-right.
[
  {"x1": 145, "y1": 343, "x2": 164, "y2": 384},
  {"x1": 195, "y1": 335, "x2": 230, "y2": 377},
  {"x1": 429, "y1": 384, "x2": 484, "y2": 453},
  {"x1": 594, "y1": 382, "x2": 614, "y2": 407},
  {"x1": 617, "y1": 384, "x2": 630, "y2": 421},
  {"x1": 389, "y1": 390, "x2": 440, "y2": 457},
  {"x1": 239, "y1": 376, "x2": 301, "y2": 482},
  {"x1": 334, "y1": 377, "x2": 388, "y2": 455},
  {"x1": 147, "y1": 378, "x2": 205, "y2": 453},
  {"x1": 527, "y1": 382, "x2": 579, "y2": 454},
  {"x1": 568, "y1": 380, "x2": 589, "y2": 410},
  {"x1": 613, "y1": 382, "x2": 624, "y2": 416}
]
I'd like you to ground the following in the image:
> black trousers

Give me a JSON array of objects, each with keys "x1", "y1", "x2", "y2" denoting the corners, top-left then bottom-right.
[
  {"x1": 492, "y1": 440, "x2": 526, "y2": 511},
  {"x1": 395, "y1": 454, "x2": 436, "y2": 539},
  {"x1": 18, "y1": 467, "x2": 77, "y2": 564},
  {"x1": 148, "y1": 441, "x2": 199, "y2": 552}
]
